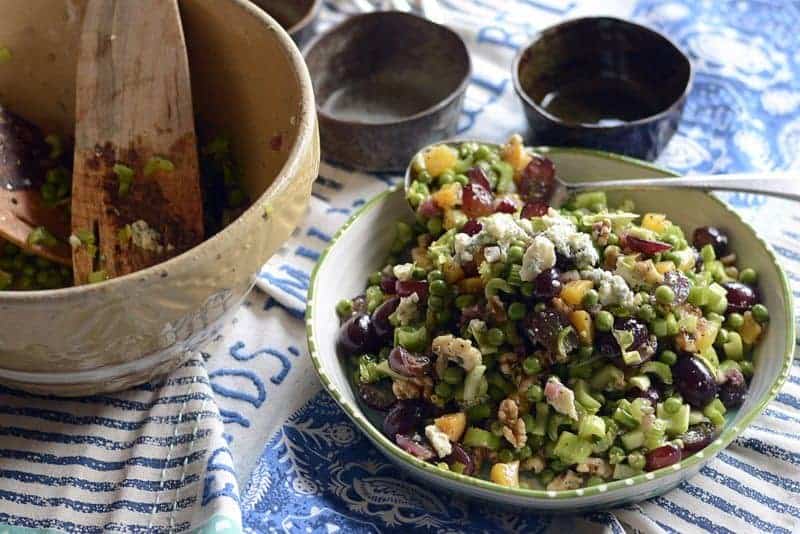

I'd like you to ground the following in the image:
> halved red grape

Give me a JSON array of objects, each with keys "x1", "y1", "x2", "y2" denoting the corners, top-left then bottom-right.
[
  {"x1": 462, "y1": 183, "x2": 495, "y2": 218},
  {"x1": 446, "y1": 443, "x2": 475, "y2": 475},
  {"x1": 645, "y1": 443, "x2": 681, "y2": 471},
  {"x1": 417, "y1": 198, "x2": 442, "y2": 219},
  {"x1": 519, "y1": 156, "x2": 555, "y2": 201},
  {"x1": 380, "y1": 275, "x2": 397, "y2": 294},
  {"x1": 719, "y1": 367, "x2": 747, "y2": 408},
  {"x1": 395, "y1": 279, "x2": 429, "y2": 301},
  {"x1": 383, "y1": 400, "x2": 426, "y2": 437},
  {"x1": 359, "y1": 383, "x2": 396, "y2": 411},
  {"x1": 533, "y1": 268, "x2": 562, "y2": 300},
  {"x1": 494, "y1": 198, "x2": 517, "y2": 213},
  {"x1": 723, "y1": 282, "x2": 757, "y2": 313},
  {"x1": 693, "y1": 226, "x2": 728, "y2": 255},
  {"x1": 679, "y1": 423, "x2": 716, "y2": 454},
  {"x1": 663, "y1": 270, "x2": 690, "y2": 304},
  {"x1": 523, "y1": 309, "x2": 565, "y2": 351},
  {"x1": 336, "y1": 313, "x2": 377, "y2": 357},
  {"x1": 461, "y1": 219, "x2": 483, "y2": 236},
  {"x1": 626, "y1": 235, "x2": 672, "y2": 256},
  {"x1": 371, "y1": 297, "x2": 400, "y2": 341},
  {"x1": 396, "y1": 434, "x2": 435, "y2": 460},
  {"x1": 467, "y1": 167, "x2": 492, "y2": 190},
  {"x1": 389, "y1": 347, "x2": 431, "y2": 377},
  {"x1": 673, "y1": 355, "x2": 717, "y2": 408},
  {"x1": 521, "y1": 200, "x2": 549, "y2": 219}
]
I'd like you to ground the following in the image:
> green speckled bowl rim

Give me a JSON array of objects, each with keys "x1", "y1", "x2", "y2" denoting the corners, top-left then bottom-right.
[{"x1": 305, "y1": 147, "x2": 796, "y2": 501}]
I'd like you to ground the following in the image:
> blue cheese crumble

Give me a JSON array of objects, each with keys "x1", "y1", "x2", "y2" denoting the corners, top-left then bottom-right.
[
  {"x1": 581, "y1": 268, "x2": 635, "y2": 309},
  {"x1": 521, "y1": 235, "x2": 556, "y2": 281}
]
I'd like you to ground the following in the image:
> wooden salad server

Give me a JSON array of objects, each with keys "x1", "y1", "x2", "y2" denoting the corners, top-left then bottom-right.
[{"x1": 71, "y1": 0, "x2": 204, "y2": 285}]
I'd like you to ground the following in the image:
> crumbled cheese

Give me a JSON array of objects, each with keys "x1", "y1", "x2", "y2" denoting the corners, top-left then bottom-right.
[
  {"x1": 431, "y1": 334, "x2": 482, "y2": 371},
  {"x1": 581, "y1": 268, "x2": 635, "y2": 308},
  {"x1": 520, "y1": 235, "x2": 556, "y2": 281},
  {"x1": 544, "y1": 376, "x2": 578, "y2": 420},
  {"x1": 425, "y1": 424, "x2": 452, "y2": 458},
  {"x1": 454, "y1": 232, "x2": 474, "y2": 262},
  {"x1": 130, "y1": 220, "x2": 164, "y2": 253},
  {"x1": 484, "y1": 246, "x2": 502, "y2": 263},
  {"x1": 482, "y1": 213, "x2": 532, "y2": 249},
  {"x1": 540, "y1": 209, "x2": 598, "y2": 268},
  {"x1": 393, "y1": 263, "x2": 414, "y2": 281},
  {"x1": 68, "y1": 234, "x2": 81, "y2": 249},
  {"x1": 393, "y1": 293, "x2": 419, "y2": 326}
]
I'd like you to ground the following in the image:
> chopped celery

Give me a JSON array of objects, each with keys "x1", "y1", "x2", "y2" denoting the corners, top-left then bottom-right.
[
  {"x1": 463, "y1": 427, "x2": 501, "y2": 450},
  {"x1": 723, "y1": 331, "x2": 744, "y2": 361},
  {"x1": 613, "y1": 400, "x2": 639, "y2": 429},
  {"x1": 608, "y1": 446, "x2": 626, "y2": 465},
  {"x1": 492, "y1": 161, "x2": 514, "y2": 194},
  {"x1": 657, "y1": 402, "x2": 690, "y2": 436},
  {"x1": 620, "y1": 429, "x2": 644, "y2": 451},
  {"x1": 644, "y1": 418, "x2": 667, "y2": 450},
  {"x1": 574, "y1": 379, "x2": 601, "y2": 414},
  {"x1": 573, "y1": 191, "x2": 608, "y2": 210},
  {"x1": 590, "y1": 364, "x2": 626, "y2": 391},
  {"x1": 640, "y1": 361, "x2": 673, "y2": 384},
  {"x1": 628, "y1": 375, "x2": 651, "y2": 392},
  {"x1": 553, "y1": 431, "x2": 593, "y2": 465},
  {"x1": 394, "y1": 326, "x2": 427, "y2": 352},
  {"x1": 547, "y1": 413, "x2": 571, "y2": 442},
  {"x1": 531, "y1": 402, "x2": 549, "y2": 436},
  {"x1": 578, "y1": 415, "x2": 606, "y2": 440},
  {"x1": 613, "y1": 463, "x2": 639, "y2": 479}
]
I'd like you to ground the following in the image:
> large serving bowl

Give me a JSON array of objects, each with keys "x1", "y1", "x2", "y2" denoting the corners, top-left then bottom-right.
[
  {"x1": 307, "y1": 148, "x2": 794, "y2": 511},
  {"x1": 0, "y1": 0, "x2": 319, "y2": 395}
]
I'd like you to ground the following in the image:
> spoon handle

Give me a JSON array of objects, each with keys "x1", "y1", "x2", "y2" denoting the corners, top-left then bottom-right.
[{"x1": 568, "y1": 172, "x2": 800, "y2": 202}]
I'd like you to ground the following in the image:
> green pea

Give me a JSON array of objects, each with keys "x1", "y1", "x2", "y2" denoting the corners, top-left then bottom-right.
[
  {"x1": 578, "y1": 345, "x2": 594, "y2": 358},
  {"x1": 628, "y1": 452, "x2": 646, "y2": 471},
  {"x1": 521, "y1": 282, "x2": 535, "y2": 298},
  {"x1": 738, "y1": 267, "x2": 757, "y2": 285},
  {"x1": 416, "y1": 170, "x2": 433, "y2": 184},
  {"x1": 487, "y1": 328, "x2": 505, "y2": 346},
  {"x1": 582, "y1": 289, "x2": 599, "y2": 307},
  {"x1": 522, "y1": 357, "x2": 541, "y2": 375},
  {"x1": 595, "y1": 310, "x2": 614, "y2": 332},
  {"x1": 454, "y1": 174, "x2": 469, "y2": 186},
  {"x1": 527, "y1": 384, "x2": 543, "y2": 401},
  {"x1": 435, "y1": 382, "x2": 453, "y2": 399},
  {"x1": 507, "y1": 245, "x2": 524, "y2": 264},
  {"x1": 715, "y1": 327, "x2": 729, "y2": 345},
  {"x1": 655, "y1": 285, "x2": 675, "y2": 304},
  {"x1": 508, "y1": 302, "x2": 526, "y2": 321},
  {"x1": 426, "y1": 217, "x2": 443, "y2": 236},
  {"x1": 518, "y1": 445, "x2": 532, "y2": 460},
  {"x1": 751, "y1": 304, "x2": 769, "y2": 323},
  {"x1": 443, "y1": 366, "x2": 464, "y2": 385},
  {"x1": 474, "y1": 145, "x2": 492, "y2": 161},
  {"x1": 427, "y1": 269, "x2": 444, "y2": 282},
  {"x1": 455, "y1": 294, "x2": 476, "y2": 309},
  {"x1": 436, "y1": 308, "x2": 452, "y2": 325},
  {"x1": 659, "y1": 350, "x2": 677, "y2": 366},
  {"x1": 664, "y1": 396, "x2": 683, "y2": 414},
  {"x1": 336, "y1": 299, "x2": 353, "y2": 317},
  {"x1": 428, "y1": 295, "x2": 444, "y2": 310},
  {"x1": 638, "y1": 304, "x2": 656, "y2": 322},
  {"x1": 368, "y1": 271, "x2": 382, "y2": 285},
  {"x1": 607, "y1": 233, "x2": 620, "y2": 246},
  {"x1": 467, "y1": 403, "x2": 491, "y2": 421},
  {"x1": 740, "y1": 360, "x2": 754, "y2": 378},
  {"x1": 726, "y1": 312, "x2": 744, "y2": 330},
  {"x1": 430, "y1": 279, "x2": 448, "y2": 296},
  {"x1": 438, "y1": 170, "x2": 455, "y2": 185},
  {"x1": 533, "y1": 302, "x2": 546, "y2": 313}
]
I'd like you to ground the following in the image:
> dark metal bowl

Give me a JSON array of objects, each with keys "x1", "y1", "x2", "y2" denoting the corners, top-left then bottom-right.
[
  {"x1": 304, "y1": 11, "x2": 471, "y2": 172},
  {"x1": 512, "y1": 17, "x2": 692, "y2": 161},
  {"x1": 250, "y1": 0, "x2": 321, "y2": 46}
]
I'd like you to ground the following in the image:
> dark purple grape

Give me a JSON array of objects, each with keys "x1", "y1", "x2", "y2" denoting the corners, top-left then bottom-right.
[
  {"x1": 554, "y1": 253, "x2": 575, "y2": 271},
  {"x1": 673, "y1": 356, "x2": 718, "y2": 408},
  {"x1": 723, "y1": 282, "x2": 758, "y2": 314},
  {"x1": 693, "y1": 249, "x2": 703, "y2": 273},
  {"x1": 616, "y1": 317, "x2": 650, "y2": 350},
  {"x1": 380, "y1": 275, "x2": 397, "y2": 294},
  {"x1": 523, "y1": 309, "x2": 565, "y2": 351},
  {"x1": 519, "y1": 156, "x2": 556, "y2": 201},
  {"x1": 336, "y1": 313, "x2": 377, "y2": 357},
  {"x1": 462, "y1": 183, "x2": 495, "y2": 218},
  {"x1": 679, "y1": 423, "x2": 716, "y2": 454},
  {"x1": 461, "y1": 219, "x2": 483, "y2": 236},
  {"x1": 600, "y1": 318, "x2": 652, "y2": 364},
  {"x1": 395, "y1": 279, "x2": 429, "y2": 301},
  {"x1": 389, "y1": 347, "x2": 431, "y2": 377},
  {"x1": 396, "y1": 434, "x2": 435, "y2": 461},
  {"x1": 494, "y1": 198, "x2": 517, "y2": 214},
  {"x1": 626, "y1": 235, "x2": 672, "y2": 256},
  {"x1": 467, "y1": 166, "x2": 492, "y2": 190},
  {"x1": 521, "y1": 200, "x2": 549, "y2": 219},
  {"x1": 628, "y1": 387, "x2": 660, "y2": 405},
  {"x1": 693, "y1": 226, "x2": 728, "y2": 256},
  {"x1": 359, "y1": 383, "x2": 396, "y2": 411},
  {"x1": 383, "y1": 400, "x2": 426, "y2": 437},
  {"x1": 372, "y1": 297, "x2": 400, "y2": 341},
  {"x1": 596, "y1": 332, "x2": 620, "y2": 360},
  {"x1": 445, "y1": 443, "x2": 475, "y2": 475},
  {"x1": 663, "y1": 270, "x2": 690, "y2": 304},
  {"x1": 719, "y1": 367, "x2": 747, "y2": 409},
  {"x1": 533, "y1": 268, "x2": 562, "y2": 300},
  {"x1": 645, "y1": 443, "x2": 682, "y2": 471}
]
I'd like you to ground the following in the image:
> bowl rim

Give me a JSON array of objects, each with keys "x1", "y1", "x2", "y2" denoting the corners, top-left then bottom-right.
[
  {"x1": 306, "y1": 146, "x2": 796, "y2": 502},
  {"x1": 511, "y1": 16, "x2": 694, "y2": 130},
  {"x1": 301, "y1": 10, "x2": 472, "y2": 128},
  {"x1": 0, "y1": 0, "x2": 317, "y2": 302}
]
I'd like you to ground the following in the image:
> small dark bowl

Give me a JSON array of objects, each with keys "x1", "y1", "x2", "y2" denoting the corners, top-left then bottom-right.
[
  {"x1": 251, "y1": 0, "x2": 321, "y2": 46},
  {"x1": 304, "y1": 11, "x2": 471, "y2": 172},
  {"x1": 513, "y1": 17, "x2": 692, "y2": 161}
]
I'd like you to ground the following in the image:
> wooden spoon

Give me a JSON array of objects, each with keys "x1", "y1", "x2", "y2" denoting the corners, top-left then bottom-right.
[
  {"x1": 0, "y1": 106, "x2": 71, "y2": 266},
  {"x1": 71, "y1": 0, "x2": 204, "y2": 285}
]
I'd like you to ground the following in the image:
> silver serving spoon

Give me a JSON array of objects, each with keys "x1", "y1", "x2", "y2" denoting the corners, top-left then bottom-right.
[{"x1": 404, "y1": 141, "x2": 800, "y2": 208}]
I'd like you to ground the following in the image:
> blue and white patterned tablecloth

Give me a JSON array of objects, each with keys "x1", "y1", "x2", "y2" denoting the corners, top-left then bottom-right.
[{"x1": 2, "y1": 1, "x2": 799, "y2": 532}]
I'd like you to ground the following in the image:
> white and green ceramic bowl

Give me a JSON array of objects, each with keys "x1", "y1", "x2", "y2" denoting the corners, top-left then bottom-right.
[{"x1": 306, "y1": 148, "x2": 795, "y2": 511}]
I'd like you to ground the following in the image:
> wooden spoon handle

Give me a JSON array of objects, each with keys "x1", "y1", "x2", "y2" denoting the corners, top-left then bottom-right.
[{"x1": 72, "y1": 0, "x2": 203, "y2": 284}]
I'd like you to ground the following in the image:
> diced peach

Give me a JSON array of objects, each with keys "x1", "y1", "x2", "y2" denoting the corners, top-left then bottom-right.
[
  {"x1": 443, "y1": 261, "x2": 464, "y2": 284},
  {"x1": 458, "y1": 277, "x2": 484, "y2": 294},
  {"x1": 642, "y1": 213, "x2": 670, "y2": 234},
  {"x1": 740, "y1": 311, "x2": 763, "y2": 344},
  {"x1": 560, "y1": 280, "x2": 594, "y2": 307},
  {"x1": 412, "y1": 246, "x2": 433, "y2": 270},
  {"x1": 695, "y1": 317, "x2": 719, "y2": 352},
  {"x1": 435, "y1": 412, "x2": 467, "y2": 442},
  {"x1": 655, "y1": 261, "x2": 675, "y2": 274},
  {"x1": 569, "y1": 310, "x2": 594, "y2": 345},
  {"x1": 432, "y1": 183, "x2": 462, "y2": 210},
  {"x1": 502, "y1": 134, "x2": 532, "y2": 173},
  {"x1": 424, "y1": 145, "x2": 458, "y2": 177},
  {"x1": 490, "y1": 461, "x2": 520, "y2": 487}
]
